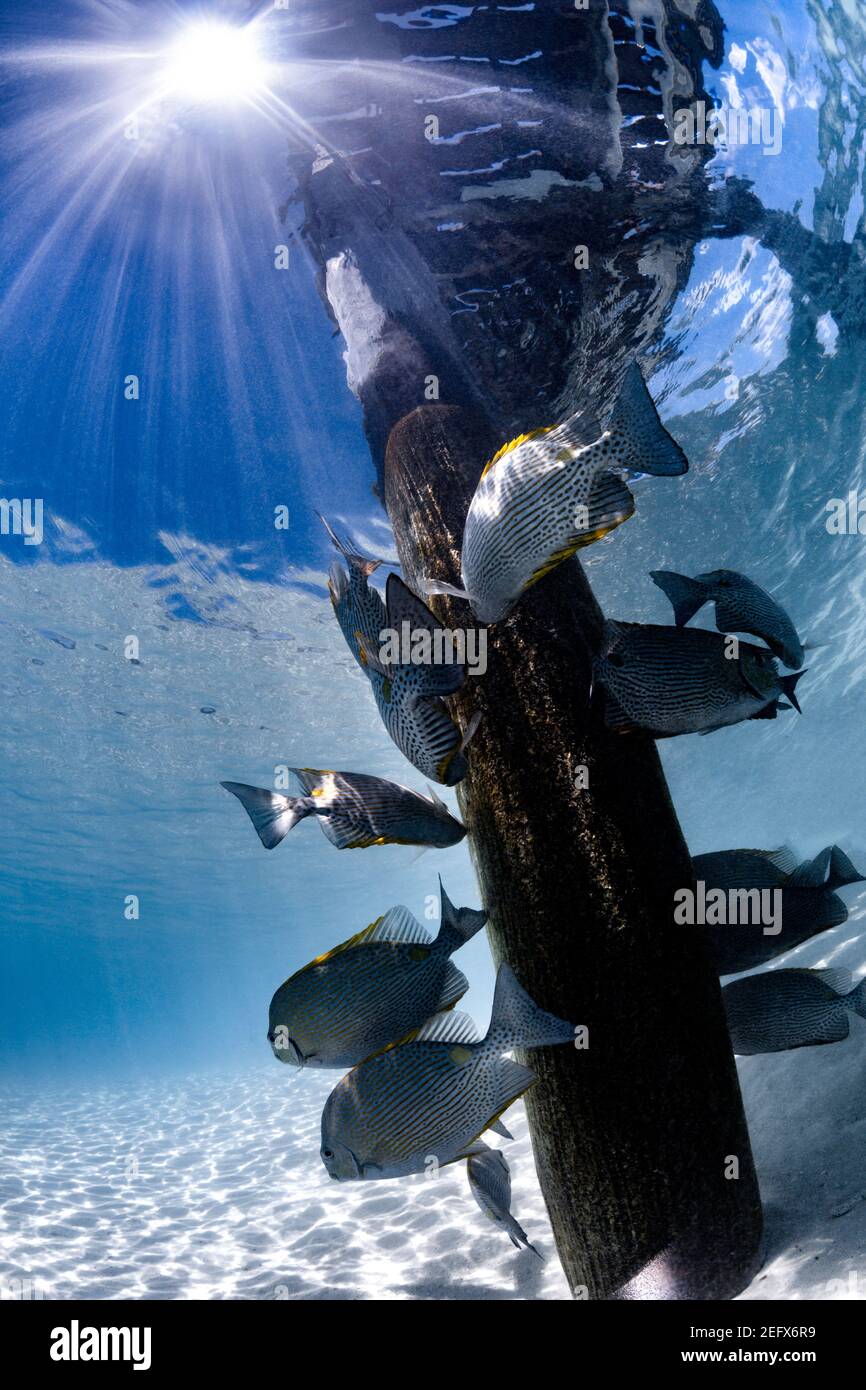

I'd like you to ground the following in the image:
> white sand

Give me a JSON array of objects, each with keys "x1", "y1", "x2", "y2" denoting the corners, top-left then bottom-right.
[
  {"x1": 1, "y1": 1020, "x2": 865, "y2": 1301},
  {"x1": 0, "y1": 1071, "x2": 568, "y2": 1301},
  {"x1": 2, "y1": 908, "x2": 865, "y2": 1302}
]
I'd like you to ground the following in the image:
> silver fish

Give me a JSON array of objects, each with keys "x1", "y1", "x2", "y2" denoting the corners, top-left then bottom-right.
[
  {"x1": 322, "y1": 520, "x2": 478, "y2": 786},
  {"x1": 651, "y1": 568, "x2": 805, "y2": 670},
  {"x1": 467, "y1": 1145, "x2": 541, "y2": 1257},
  {"x1": 723, "y1": 967, "x2": 866, "y2": 1054},
  {"x1": 268, "y1": 883, "x2": 487, "y2": 1068},
  {"x1": 221, "y1": 769, "x2": 466, "y2": 851},
  {"x1": 320, "y1": 516, "x2": 388, "y2": 672},
  {"x1": 593, "y1": 621, "x2": 806, "y2": 737},
  {"x1": 695, "y1": 845, "x2": 864, "y2": 974},
  {"x1": 422, "y1": 362, "x2": 687, "y2": 625},
  {"x1": 358, "y1": 574, "x2": 480, "y2": 786},
  {"x1": 320, "y1": 964, "x2": 574, "y2": 1181}
]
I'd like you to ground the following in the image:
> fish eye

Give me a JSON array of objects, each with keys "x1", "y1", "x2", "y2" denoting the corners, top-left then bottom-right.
[
  {"x1": 322, "y1": 1149, "x2": 334, "y2": 1159},
  {"x1": 267, "y1": 1031, "x2": 276, "y2": 1043},
  {"x1": 607, "y1": 653, "x2": 624, "y2": 668}
]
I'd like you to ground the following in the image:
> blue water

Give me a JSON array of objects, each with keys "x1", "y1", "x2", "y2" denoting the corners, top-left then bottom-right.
[{"x1": 1, "y1": 0, "x2": 865, "y2": 1299}]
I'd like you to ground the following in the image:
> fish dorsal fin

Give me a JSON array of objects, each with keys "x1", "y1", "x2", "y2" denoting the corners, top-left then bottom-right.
[
  {"x1": 479, "y1": 426, "x2": 555, "y2": 481},
  {"x1": 415, "y1": 1010, "x2": 480, "y2": 1044},
  {"x1": 294, "y1": 906, "x2": 432, "y2": 976},
  {"x1": 290, "y1": 914, "x2": 385, "y2": 974},
  {"x1": 814, "y1": 967, "x2": 852, "y2": 995},
  {"x1": 364, "y1": 904, "x2": 431, "y2": 946},
  {"x1": 760, "y1": 845, "x2": 799, "y2": 876}
]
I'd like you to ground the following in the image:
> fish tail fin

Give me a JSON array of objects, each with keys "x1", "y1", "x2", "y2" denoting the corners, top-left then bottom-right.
[
  {"x1": 220, "y1": 781, "x2": 310, "y2": 850},
  {"x1": 419, "y1": 577, "x2": 470, "y2": 602},
  {"x1": 785, "y1": 846, "x2": 832, "y2": 887},
  {"x1": 436, "y1": 876, "x2": 488, "y2": 953},
  {"x1": 827, "y1": 846, "x2": 866, "y2": 891},
  {"x1": 510, "y1": 1223, "x2": 544, "y2": 1258},
  {"x1": 606, "y1": 362, "x2": 689, "y2": 476},
  {"x1": 318, "y1": 513, "x2": 384, "y2": 577},
  {"x1": 649, "y1": 570, "x2": 708, "y2": 627},
  {"x1": 487, "y1": 964, "x2": 574, "y2": 1050},
  {"x1": 844, "y1": 977, "x2": 866, "y2": 1021},
  {"x1": 779, "y1": 669, "x2": 807, "y2": 713}
]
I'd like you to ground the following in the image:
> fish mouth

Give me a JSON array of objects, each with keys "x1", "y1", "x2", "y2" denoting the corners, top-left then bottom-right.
[
  {"x1": 322, "y1": 1144, "x2": 363, "y2": 1181},
  {"x1": 269, "y1": 1033, "x2": 305, "y2": 1067}
]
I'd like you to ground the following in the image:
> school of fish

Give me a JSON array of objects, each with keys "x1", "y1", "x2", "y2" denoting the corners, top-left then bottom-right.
[{"x1": 218, "y1": 354, "x2": 864, "y2": 1275}]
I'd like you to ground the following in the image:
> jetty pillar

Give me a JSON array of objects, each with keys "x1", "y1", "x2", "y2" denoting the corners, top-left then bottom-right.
[{"x1": 382, "y1": 401, "x2": 763, "y2": 1299}]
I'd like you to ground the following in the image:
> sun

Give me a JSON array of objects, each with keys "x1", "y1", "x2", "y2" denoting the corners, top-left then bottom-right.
[{"x1": 161, "y1": 21, "x2": 269, "y2": 104}]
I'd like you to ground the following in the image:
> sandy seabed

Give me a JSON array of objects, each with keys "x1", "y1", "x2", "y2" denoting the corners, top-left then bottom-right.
[{"x1": 2, "y1": 1018, "x2": 865, "y2": 1301}]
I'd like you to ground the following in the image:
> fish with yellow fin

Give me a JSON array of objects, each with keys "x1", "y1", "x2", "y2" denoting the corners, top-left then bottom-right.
[
  {"x1": 319, "y1": 964, "x2": 574, "y2": 1181},
  {"x1": 221, "y1": 768, "x2": 466, "y2": 851},
  {"x1": 422, "y1": 362, "x2": 688, "y2": 624},
  {"x1": 267, "y1": 881, "x2": 487, "y2": 1068},
  {"x1": 322, "y1": 519, "x2": 479, "y2": 785},
  {"x1": 320, "y1": 515, "x2": 388, "y2": 672}
]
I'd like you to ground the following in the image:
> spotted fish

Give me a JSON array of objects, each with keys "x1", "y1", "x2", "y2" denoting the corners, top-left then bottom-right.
[
  {"x1": 221, "y1": 769, "x2": 466, "y2": 851},
  {"x1": 320, "y1": 515, "x2": 388, "y2": 672},
  {"x1": 695, "y1": 844, "x2": 865, "y2": 975},
  {"x1": 422, "y1": 362, "x2": 688, "y2": 624},
  {"x1": 593, "y1": 621, "x2": 806, "y2": 737},
  {"x1": 267, "y1": 883, "x2": 487, "y2": 1068},
  {"x1": 651, "y1": 568, "x2": 805, "y2": 669},
  {"x1": 322, "y1": 520, "x2": 479, "y2": 786},
  {"x1": 467, "y1": 1145, "x2": 541, "y2": 1257},
  {"x1": 723, "y1": 967, "x2": 866, "y2": 1055},
  {"x1": 357, "y1": 574, "x2": 481, "y2": 786},
  {"x1": 319, "y1": 964, "x2": 574, "y2": 1181}
]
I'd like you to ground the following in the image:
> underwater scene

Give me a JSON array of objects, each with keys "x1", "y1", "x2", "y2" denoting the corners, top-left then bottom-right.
[{"x1": 2, "y1": 0, "x2": 866, "y2": 1311}]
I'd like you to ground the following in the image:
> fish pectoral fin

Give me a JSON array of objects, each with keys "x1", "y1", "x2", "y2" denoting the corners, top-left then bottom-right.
[
  {"x1": 356, "y1": 631, "x2": 390, "y2": 678},
  {"x1": 420, "y1": 577, "x2": 470, "y2": 602},
  {"x1": 596, "y1": 686, "x2": 640, "y2": 734}
]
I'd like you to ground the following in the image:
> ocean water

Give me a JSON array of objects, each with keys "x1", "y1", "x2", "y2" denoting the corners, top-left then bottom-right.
[{"x1": 1, "y1": 0, "x2": 865, "y2": 1302}]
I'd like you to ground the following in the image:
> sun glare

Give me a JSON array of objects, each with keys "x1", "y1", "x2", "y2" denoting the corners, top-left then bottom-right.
[{"x1": 161, "y1": 21, "x2": 269, "y2": 104}]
